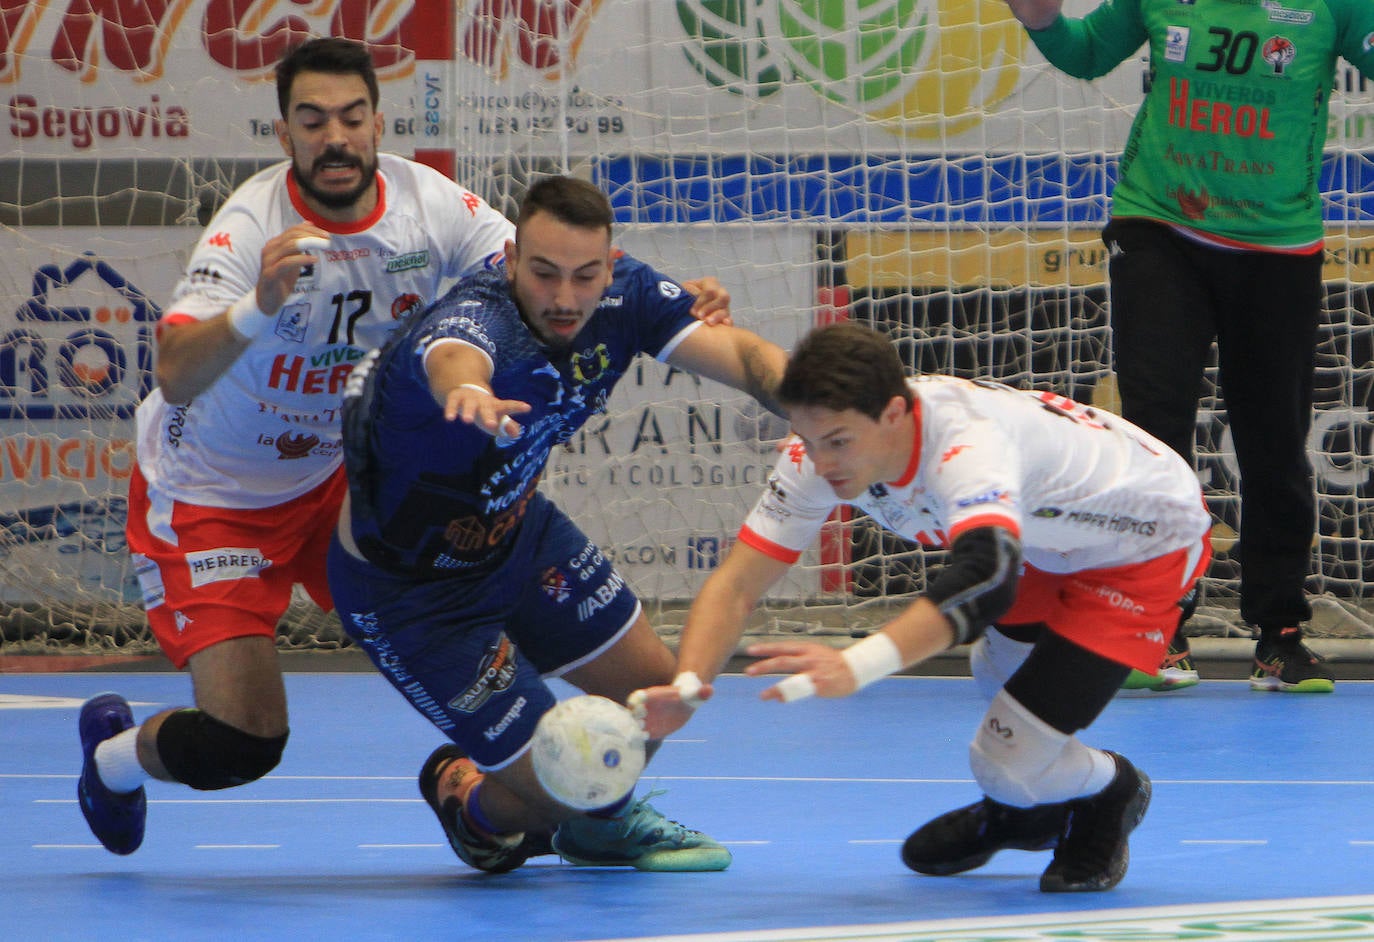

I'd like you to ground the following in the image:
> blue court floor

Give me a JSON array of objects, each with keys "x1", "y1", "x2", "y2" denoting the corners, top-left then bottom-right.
[{"x1": 2, "y1": 670, "x2": 1372, "y2": 941}]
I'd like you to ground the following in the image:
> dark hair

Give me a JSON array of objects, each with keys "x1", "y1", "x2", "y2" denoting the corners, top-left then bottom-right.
[
  {"x1": 275, "y1": 37, "x2": 380, "y2": 119},
  {"x1": 777, "y1": 323, "x2": 913, "y2": 420},
  {"x1": 516, "y1": 176, "x2": 613, "y2": 240}
]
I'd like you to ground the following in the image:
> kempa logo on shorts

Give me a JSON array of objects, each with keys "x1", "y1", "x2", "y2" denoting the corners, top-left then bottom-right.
[
  {"x1": 185, "y1": 548, "x2": 270, "y2": 588},
  {"x1": 483, "y1": 695, "x2": 528, "y2": 741}
]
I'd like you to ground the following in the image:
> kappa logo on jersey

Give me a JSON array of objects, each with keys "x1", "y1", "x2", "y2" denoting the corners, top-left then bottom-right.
[
  {"x1": 448, "y1": 637, "x2": 519, "y2": 713},
  {"x1": 185, "y1": 547, "x2": 270, "y2": 588},
  {"x1": 174, "y1": 610, "x2": 193, "y2": 633},
  {"x1": 786, "y1": 438, "x2": 807, "y2": 467},
  {"x1": 941, "y1": 444, "x2": 970, "y2": 463},
  {"x1": 460, "y1": 190, "x2": 484, "y2": 216},
  {"x1": 206, "y1": 231, "x2": 232, "y2": 250}
]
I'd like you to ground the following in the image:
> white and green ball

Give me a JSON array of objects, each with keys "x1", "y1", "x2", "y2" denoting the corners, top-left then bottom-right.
[{"x1": 531, "y1": 695, "x2": 648, "y2": 811}]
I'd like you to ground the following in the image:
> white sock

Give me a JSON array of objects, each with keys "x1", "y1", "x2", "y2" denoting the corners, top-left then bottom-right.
[
  {"x1": 1079, "y1": 747, "x2": 1119, "y2": 797},
  {"x1": 94, "y1": 726, "x2": 149, "y2": 793}
]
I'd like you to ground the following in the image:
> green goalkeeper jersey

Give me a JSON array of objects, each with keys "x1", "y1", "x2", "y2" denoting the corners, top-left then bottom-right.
[{"x1": 1029, "y1": 0, "x2": 1374, "y2": 249}]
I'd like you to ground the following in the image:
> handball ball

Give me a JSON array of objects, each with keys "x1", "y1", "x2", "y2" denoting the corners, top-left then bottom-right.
[{"x1": 531, "y1": 695, "x2": 647, "y2": 811}]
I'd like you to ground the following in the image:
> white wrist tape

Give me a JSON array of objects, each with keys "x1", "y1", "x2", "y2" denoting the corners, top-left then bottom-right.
[
  {"x1": 841, "y1": 632, "x2": 903, "y2": 691},
  {"x1": 672, "y1": 671, "x2": 704, "y2": 709},
  {"x1": 226, "y1": 292, "x2": 275, "y2": 342},
  {"x1": 458, "y1": 383, "x2": 492, "y2": 395}
]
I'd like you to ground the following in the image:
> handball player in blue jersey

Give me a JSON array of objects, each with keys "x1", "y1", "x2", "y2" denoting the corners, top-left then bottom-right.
[{"x1": 327, "y1": 175, "x2": 787, "y2": 873}]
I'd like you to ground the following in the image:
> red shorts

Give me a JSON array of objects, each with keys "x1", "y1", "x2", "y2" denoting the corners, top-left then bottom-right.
[
  {"x1": 125, "y1": 464, "x2": 346, "y2": 668},
  {"x1": 999, "y1": 536, "x2": 1213, "y2": 673}
]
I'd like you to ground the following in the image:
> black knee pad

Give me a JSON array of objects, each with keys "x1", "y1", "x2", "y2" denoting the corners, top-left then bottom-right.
[{"x1": 156, "y1": 709, "x2": 289, "y2": 791}]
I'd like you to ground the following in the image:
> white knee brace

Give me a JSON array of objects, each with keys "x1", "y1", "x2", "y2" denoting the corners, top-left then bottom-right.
[{"x1": 968, "y1": 690, "x2": 1115, "y2": 807}]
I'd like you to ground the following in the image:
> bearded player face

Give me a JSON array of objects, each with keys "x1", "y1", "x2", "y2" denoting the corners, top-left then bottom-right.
[{"x1": 276, "y1": 70, "x2": 384, "y2": 220}]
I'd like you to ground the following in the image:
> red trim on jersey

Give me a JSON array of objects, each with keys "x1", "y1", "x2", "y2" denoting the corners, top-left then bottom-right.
[
  {"x1": 738, "y1": 525, "x2": 804, "y2": 564},
  {"x1": 1116, "y1": 214, "x2": 1322, "y2": 256},
  {"x1": 890, "y1": 404, "x2": 922, "y2": 487},
  {"x1": 286, "y1": 169, "x2": 388, "y2": 234},
  {"x1": 947, "y1": 513, "x2": 1020, "y2": 545}
]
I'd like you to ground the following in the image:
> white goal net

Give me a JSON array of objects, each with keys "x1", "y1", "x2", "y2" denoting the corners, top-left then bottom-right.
[{"x1": 4, "y1": 0, "x2": 1374, "y2": 653}]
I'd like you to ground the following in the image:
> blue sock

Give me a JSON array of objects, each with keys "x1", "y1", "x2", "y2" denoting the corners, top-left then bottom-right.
[{"x1": 462, "y1": 780, "x2": 513, "y2": 838}]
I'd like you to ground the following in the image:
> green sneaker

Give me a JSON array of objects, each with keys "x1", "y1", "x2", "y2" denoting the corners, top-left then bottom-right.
[
  {"x1": 552, "y1": 791, "x2": 731, "y2": 871},
  {"x1": 1121, "y1": 636, "x2": 1199, "y2": 692}
]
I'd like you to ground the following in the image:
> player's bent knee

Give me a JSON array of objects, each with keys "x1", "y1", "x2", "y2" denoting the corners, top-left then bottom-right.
[
  {"x1": 156, "y1": 708, "x2": 289, "y2": 791},
  {"x1": 967, "y1": 690, "x2": 1092, "y2": 807}
]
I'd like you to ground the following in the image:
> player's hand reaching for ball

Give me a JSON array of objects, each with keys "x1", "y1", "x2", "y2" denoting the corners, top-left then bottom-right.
[
  {"x1": 746, "y1": 641, "x2": 859, "y2": 702},
  {"x1": 628, "y1": 671, "x2": 714, "y2": 740}
]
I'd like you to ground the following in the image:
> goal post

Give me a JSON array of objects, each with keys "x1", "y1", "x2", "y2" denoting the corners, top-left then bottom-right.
[{"x1": 5, "y1": 0, "x2": 1374, "y2": 654}]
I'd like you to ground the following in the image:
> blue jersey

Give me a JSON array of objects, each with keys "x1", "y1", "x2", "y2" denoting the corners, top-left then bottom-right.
[{"x1": 342, "y1": 254, "x2": 701, "y2": 575}]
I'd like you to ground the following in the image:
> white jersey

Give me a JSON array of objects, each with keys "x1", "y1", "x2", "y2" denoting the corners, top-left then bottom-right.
[
  {"x1": 742, "y1": 375, "x2": 1211, "y2": 574},
  {"x1": 136, "y1": 154, "x2": 514, "y2": 509}
]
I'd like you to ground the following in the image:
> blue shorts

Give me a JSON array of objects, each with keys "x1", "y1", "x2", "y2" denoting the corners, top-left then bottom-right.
[{"x1": 327, "y1": 492, "x2": 640, "y2": 769}]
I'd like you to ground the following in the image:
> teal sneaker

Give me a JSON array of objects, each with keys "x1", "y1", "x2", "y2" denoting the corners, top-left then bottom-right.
[
  {"x1": 1121, "y1": 636, "x2": 1199, "y2": 692},
  {"x1": 552, "y1": 791, "x2": 731, "y2": 871}
]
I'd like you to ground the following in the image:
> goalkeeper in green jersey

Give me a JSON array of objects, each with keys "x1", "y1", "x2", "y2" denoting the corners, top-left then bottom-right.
[{"x1": 1006, "y1": 0, "x2": 1374, "y2": 692}]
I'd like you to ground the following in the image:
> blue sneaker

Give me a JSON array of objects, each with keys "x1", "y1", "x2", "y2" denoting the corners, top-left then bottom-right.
[
  {"x1": 552, "y1": 791, "x2": 732, "y2": 871},
  {"x1": 77, "y1": 693, "x2": 146, "y2": 855}
]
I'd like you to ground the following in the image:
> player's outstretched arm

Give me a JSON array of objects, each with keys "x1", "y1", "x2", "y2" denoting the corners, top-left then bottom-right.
[
  {"x1": 747, "y1": 596, "x2": 955, "y2": 702},
  {"x1": 157, "y1": 225, "x2": 332, "y2": 404},
  {"x1": 1004, "y1": 0, "x2": 1062, "y2": 31},
  {"x1": 424, "y1": 340, "x2": 531, "y2": 440},
  {"x1": 631, "y1": 541, "x2": 790, "y2": 739},
  {"x1": 664, "y1": 324, "x2": 789, "y2": 418}
]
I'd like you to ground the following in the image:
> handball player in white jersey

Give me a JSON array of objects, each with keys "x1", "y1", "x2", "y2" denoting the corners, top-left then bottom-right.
[
  {"x1": 72, "y1": 37, "x2": 734, "y2": 857},
  {"x1": 635, "y1": 322, "x2": 1213, "y2": 893}
]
